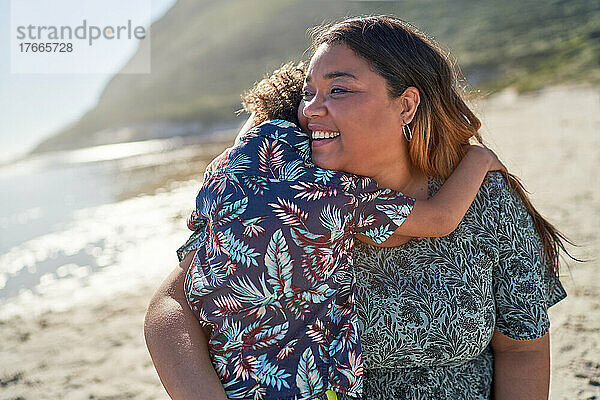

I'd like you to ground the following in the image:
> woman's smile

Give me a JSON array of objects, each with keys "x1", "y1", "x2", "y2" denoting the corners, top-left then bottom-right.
[
  {"x1": 311, "y1": 130, "x2": 340, "y2": 140},
  {"x1": 309, "y1": 125, "x2": 341, "y2": 148},
  {"x1": 311, "y1": 133, "x2": 340, "y2": 148}
]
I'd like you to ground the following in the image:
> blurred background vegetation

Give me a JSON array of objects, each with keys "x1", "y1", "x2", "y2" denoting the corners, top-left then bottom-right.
[{"x1": 33, "y1": 0, "x2": 600, "y2": 153}]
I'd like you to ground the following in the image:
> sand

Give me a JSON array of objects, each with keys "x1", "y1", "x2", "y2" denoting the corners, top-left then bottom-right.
[
  {"x1": 480, "y1": 86, "x2": 600, "y2": 399},
  {"x1": 1, "y1": 85, "x2": 598, "y2": 399}
]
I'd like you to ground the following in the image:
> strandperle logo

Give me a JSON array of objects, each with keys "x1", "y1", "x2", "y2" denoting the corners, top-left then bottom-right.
[
  {"x1": 15, "y1": 19, "x2": 147, "y2": 46},
  {"x1": 10, "y1": 0, "x2": 151, "y2": 74}
]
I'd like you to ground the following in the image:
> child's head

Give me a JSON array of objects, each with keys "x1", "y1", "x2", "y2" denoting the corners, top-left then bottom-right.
[{"x1": 241, "y1": 62, "x2": 307, "y2": 130}]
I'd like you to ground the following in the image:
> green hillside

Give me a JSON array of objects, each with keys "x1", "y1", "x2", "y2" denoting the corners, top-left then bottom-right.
[{"x1": 32, "y1": 0, "x2": 600, "y2": 153}]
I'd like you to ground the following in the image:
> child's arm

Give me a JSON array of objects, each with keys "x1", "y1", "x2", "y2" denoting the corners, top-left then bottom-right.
[
  {"x1": 400, "y1": 145, "x2": 506, "y2": 237},
  {"x1": 359, "y1": 146, "x2": 506, "y2": 246}
]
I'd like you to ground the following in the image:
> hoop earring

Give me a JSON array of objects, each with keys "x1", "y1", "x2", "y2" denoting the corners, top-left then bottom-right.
[{"x1": 402, "y1": 124, "x2": 412, "y2": 142}]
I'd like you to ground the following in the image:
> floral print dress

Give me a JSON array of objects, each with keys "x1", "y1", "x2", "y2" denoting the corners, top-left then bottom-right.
[{"x1": 338, "y1": 172, "x2": 566, "y2": 400}]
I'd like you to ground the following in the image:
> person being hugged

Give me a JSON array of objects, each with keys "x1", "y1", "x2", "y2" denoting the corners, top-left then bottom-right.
[{"x1": 146, "y1": 63, "x2": 506, "y2": 400}]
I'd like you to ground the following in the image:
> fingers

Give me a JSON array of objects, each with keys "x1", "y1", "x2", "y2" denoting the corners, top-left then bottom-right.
[
  {"x1": 468, "y1": 145, "x2": 507, "y2": 173},
  {"x1": 488, "y1": 153, "x2": 508, "y2": 173},
  {"x1": 464, "y1": 142, "x2": 508, "y2": 173},
  {"x1": 490, "y1": 162, "x2": 508, "y2": 173}
]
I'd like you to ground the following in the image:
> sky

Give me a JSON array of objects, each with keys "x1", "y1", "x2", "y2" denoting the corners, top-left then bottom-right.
[{"x1": 0, "y1": 0, "x2": 178, "y2": 163}]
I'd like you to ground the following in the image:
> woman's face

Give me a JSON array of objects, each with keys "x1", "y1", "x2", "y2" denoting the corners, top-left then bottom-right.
[{"x1": 300, "y1": 43, "x2": 405, "y2": 177}]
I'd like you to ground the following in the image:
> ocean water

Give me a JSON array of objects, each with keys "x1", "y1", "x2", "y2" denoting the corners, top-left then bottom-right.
[{"x1": 0, "y1": 137, "x2": 226, "y2": 319}]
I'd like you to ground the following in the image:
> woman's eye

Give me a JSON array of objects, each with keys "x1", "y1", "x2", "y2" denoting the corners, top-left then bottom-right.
[
  {"x1": 330, "y1": 87, "x2": 350, "y2": 95},
  {"x1": 301, "y1": 90, "x2": 315, "y2": 100}
]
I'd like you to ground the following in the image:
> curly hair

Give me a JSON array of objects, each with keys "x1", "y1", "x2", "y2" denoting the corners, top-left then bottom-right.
[{"x1": 241, "y1": 62, "x2": 306, "y2": 127}]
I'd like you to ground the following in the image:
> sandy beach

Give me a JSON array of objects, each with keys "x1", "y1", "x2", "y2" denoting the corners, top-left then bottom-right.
[{"x1": 1, "y1": 86, "x2": 598, "y2": 399}]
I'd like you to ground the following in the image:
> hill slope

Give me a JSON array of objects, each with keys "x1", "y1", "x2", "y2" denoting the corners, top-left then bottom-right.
[{"x1": 32, "y1": 0, "x2": 600, "y2": 153}]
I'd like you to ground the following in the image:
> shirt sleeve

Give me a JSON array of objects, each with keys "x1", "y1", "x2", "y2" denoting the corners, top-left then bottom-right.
[
  {"x1": 177, "y1": 167, "x2": 212, "y2": 262},
  {"x1": 349, "y1": 176, "x2": 415, "y2": 244},
  {"x1": 184, "y1": 241, "x2": 218, "y2": 326},
  {"x1": 176, "y1": 218, "x2": 208, "y2": 262},
  {"x1": 493, "y1": 177, "x2": 567, "y2": 340},
  {"x1": 179, "y1": 132, "x2": 246, "y2": 263}
]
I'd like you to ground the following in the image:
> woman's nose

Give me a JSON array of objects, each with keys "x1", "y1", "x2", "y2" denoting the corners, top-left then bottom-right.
[{"x1": 302, "y1": 95, "x2": 326, "y2": 118}]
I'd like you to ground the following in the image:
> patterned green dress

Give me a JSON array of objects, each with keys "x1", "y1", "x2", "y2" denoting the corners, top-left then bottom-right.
[{"x1": 339, "y1": 172, "x2": 566, "y2": 399}]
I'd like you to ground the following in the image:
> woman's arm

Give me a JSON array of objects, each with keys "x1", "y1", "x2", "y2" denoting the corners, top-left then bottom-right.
[
  {"x1": 144, "y1": 251, "x2": 227, "y2": 400},
  {"x1": 393, "y1": 145, "x2": 506, "y2": 238},
  {"x1": 491, "y1": 329, "x2": 550, "y2": 400}
]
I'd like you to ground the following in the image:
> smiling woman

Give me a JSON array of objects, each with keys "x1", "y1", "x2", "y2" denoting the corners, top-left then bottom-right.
[
  {"x1": 143, "y1": 15, "x2": 571, "y2": 400},
  {"x1": 143, "y1": 41, "x2": 510, "y2": 400},
  {"x1": 306, "y1": 15, "x2": 569, "y2": 400}
]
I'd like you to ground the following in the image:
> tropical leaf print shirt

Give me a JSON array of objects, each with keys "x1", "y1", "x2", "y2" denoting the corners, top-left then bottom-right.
[{"x1": 183, "y1": 120, "x2": 415, "y2": 400}]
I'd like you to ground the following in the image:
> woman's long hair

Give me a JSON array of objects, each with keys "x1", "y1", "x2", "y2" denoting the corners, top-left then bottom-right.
[{"x1": 311, "y1": 15, "x2": 575, "y2": 276}]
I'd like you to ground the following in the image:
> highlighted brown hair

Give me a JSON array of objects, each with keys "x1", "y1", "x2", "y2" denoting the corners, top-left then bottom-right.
[{"x1": 311, "y1": 15, "x2": 576, "y2": 276}]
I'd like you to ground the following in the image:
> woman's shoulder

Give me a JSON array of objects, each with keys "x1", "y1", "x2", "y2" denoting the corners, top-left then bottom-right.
[
  {"x1": 427, "y1": 171, "x2": 519, "y2": 241},
  {"x1": 473, "y1": 171, "x2": 535, "y2": 230},
  {"x1": 485, "y1": 171, "x2": 538, "y2": 223},
  {"x1": 475, "y1": 171, "x2": 510, "y2": 202},
  {"x1": 430, "y1": 170, "x2": 507, "y2": 212},
  {"x1": 482, "y1": 171, "x2": 511, "y2": 197}
]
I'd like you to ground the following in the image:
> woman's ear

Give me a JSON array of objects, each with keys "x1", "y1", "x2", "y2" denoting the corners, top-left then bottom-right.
[{"x1": 399, "y1": 87, "x2": 420, "y2": 124}]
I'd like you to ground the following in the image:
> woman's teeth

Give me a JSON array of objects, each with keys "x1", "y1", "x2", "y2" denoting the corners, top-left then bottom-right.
[{"x1": 311, "y1": 130, "x2": 340, "y2": 140}]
